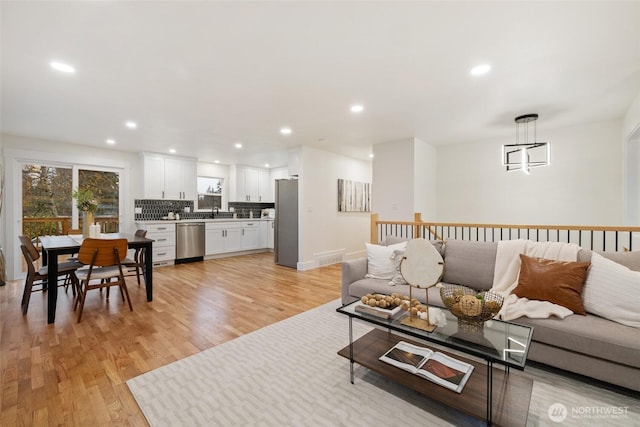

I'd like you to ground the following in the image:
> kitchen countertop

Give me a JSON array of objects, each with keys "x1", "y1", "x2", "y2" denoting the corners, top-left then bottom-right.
[{"x1": 136, "y1": 218, "x2": 273, "y2": 224}]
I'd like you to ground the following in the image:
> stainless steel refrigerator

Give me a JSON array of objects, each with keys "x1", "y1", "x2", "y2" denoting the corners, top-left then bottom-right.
[{"x1": 274, "y1": 178, "x2": 298, "y2": 268}]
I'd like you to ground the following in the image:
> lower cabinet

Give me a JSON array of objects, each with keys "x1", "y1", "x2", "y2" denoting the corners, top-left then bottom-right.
[
  {"x1": 205, "y1": 220, "x2": 271, "y2": 256},
  {"x1": 205, "y1": 223, "x2": 242, "y2": 255},
  {"x1": 241, "y1": 222, "x2": 260, "y2": 250},
  {"x1": 260, "y1": 220, "x2": 274, "y2": 249},
  {"x1": 267, "y1": 220, "x2": 274, "y2": 249},
  {"x1": 136, "y1": 222, "x2": 176, "y2": 267}
]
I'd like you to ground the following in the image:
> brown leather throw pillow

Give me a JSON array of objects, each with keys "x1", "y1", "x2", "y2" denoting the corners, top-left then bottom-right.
[{"x1": 512, "y1": 254, "x2": 591, "y2": 315}]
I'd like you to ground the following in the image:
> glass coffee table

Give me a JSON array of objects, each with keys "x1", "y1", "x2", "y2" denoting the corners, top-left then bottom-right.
[{"x1": 337, "y1": 300, "x2": 534, "y2": 426}]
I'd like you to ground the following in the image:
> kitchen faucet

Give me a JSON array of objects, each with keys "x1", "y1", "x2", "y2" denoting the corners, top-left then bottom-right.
[{"x1": 211, "y1": 207, "x2": 219, "y2": 218}]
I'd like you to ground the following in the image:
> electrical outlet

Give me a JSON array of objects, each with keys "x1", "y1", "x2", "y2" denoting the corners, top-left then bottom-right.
[{"x1": 135, "y1": 207, "x2": 142, "y2": 214}]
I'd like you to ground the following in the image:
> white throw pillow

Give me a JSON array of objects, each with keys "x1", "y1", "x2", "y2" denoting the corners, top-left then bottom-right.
[
  {"x1": 365, "y1": 241, "x2": 408, "y2": 280},
  {"x1": 389, "y1": 249, "x2": 407, "y2": 285},
  {"x1": 582, "y1": 252, "x2": 640, "y2": 328}
]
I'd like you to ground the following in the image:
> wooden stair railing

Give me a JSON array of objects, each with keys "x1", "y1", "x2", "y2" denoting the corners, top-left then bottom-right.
[{"x1": 370, "y1": 213, "x2": 640, "y2": 252}]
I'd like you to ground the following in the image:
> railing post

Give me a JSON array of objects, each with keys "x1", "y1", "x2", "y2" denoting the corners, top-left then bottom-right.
[
  {"x1": 414, "y1": 212, "x2": 422, "y2": 239},
  {"x1": 370, "y1": 213, "x2": 379, "y2": 244}
]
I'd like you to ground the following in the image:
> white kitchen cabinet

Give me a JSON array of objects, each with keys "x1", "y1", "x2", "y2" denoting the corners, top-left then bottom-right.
[
  {"x1": 206, "y1": 222, "x2": 242, "y2": 255},
  {"x1": 241, "y1": 221, "x2": 260, "y2": 250},
  {"x1": 142, "y1": 155, "x2": 165, "y2": 199},
  {"x1": 267, "y1": 220, "x2": 274, "y2": 249},
  {"x1": 164, "y1": 157, "x2": 197, "y2": 200},
  {"x1": 258, "y1": 169, "x2": 271, "y2": 202},
  {"x1": 259, "y1": 221, "x2": 268, "y2": 248},
  {"x1": 230, "y1": 165, "x2": 271, "y2": 202},
  {"x1": 260, "y1": 220, "x2": 274, "y2": 249},
  {"x1": 141, "y1": 153, "x2": 197, "y2": 200},
  {"x1": 269, "y1": 167, "x2": 288, "y2": 203},
  {"x1": 136, "y1": 222, "x2": 176, "y2": 267}
]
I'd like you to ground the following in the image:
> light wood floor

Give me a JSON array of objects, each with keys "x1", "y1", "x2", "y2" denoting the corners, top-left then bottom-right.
[{"x1": 0, "y1": 252, "x2": 342, "y2": 426}]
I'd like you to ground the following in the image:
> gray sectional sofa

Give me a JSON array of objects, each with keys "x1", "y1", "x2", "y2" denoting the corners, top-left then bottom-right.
[{"x1": 341, "y1": 239, "x2": 640, "y2": 392}]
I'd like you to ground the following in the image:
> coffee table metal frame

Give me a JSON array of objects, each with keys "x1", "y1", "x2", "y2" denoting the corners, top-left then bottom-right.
[{"x1": 337, "y1": 301, "x2": 534, "y2": 425}]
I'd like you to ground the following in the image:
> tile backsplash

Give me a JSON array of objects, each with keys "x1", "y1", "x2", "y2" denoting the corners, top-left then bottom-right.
[{"x1": 134, "y1": 199, "x2": 274, "y2": 221}]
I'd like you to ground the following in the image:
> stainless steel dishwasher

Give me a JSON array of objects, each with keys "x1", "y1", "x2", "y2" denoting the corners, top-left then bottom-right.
[{"x1": 175, "y1": 222, "x2": 205, "y2": 263}]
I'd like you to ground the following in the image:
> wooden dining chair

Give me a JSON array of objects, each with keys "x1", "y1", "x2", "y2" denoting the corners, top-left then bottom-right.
[
  {"x1": 122, "y1": 229, "x2": 147, "y2": 286},
  {"x1": 73, "y1": 238, "x2": 132, "y2": 323},
  {"x1": 18, "y1": 235, "x2": 82, "y2": 315}
]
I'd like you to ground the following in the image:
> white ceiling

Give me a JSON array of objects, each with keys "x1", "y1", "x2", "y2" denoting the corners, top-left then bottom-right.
[{"x1": 2, "y1": 1, "x2": 639, "y2": 168}]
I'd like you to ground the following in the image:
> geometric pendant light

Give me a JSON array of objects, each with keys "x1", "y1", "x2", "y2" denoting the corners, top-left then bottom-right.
[{"x1": 502, "y1": 113, "x2": 550, "y2": 174}]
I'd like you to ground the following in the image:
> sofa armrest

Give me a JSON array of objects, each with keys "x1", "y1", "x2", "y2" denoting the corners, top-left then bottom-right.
[{"x1": 341, "y1": 257, "x2": 368, "y2": 305}]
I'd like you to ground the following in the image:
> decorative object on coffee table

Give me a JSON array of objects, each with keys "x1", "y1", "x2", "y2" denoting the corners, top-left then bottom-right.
[
  {"x1": 440, "y1": 284, "x2": 503, "y2": 332},
  {"x1": 399, "y1": 239, "x2": 444, "y2": 332}
]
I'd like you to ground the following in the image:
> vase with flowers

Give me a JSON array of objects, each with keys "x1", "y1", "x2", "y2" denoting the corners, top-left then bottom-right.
[{"x1": 73, "y1": 188, "x2": 99, "y2": 238}]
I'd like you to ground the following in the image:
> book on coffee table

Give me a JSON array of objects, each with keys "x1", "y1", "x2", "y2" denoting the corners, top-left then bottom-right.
[{"x1": 379, "y1": 341, "x2": 474, "y2": 393}]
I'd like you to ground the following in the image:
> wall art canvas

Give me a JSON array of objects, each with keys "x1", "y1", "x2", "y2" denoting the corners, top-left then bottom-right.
[{"x1": 337, "y1": 179, "x2": 371, "y2": 212}]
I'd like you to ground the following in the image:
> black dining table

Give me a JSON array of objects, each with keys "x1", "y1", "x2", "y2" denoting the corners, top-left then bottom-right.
[{"x1": 39, "y1": 233, "x2": 154, "y2": 324}]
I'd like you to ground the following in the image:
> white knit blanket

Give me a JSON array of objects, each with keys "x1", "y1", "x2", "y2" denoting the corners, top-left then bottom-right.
[{"x1": 492, "y1": 239, "x2": 580, "y2": 321}]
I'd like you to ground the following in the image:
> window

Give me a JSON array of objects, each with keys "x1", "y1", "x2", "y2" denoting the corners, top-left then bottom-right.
[
  {"x1": 196, "y1": 176, "x2": 223, "y2": 211},
  {"x1": 22, "y1": 164, "x2": 72, "y2": 237},
  {"x1": 21, "y1": 164, "x2": 121, "y2": 239}
]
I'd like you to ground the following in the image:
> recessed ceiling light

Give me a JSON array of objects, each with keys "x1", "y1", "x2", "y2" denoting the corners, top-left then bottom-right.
[
  {"x1": 264, "y1": 163, "x2": 270, "y2": 168},
  {"x1": 280, "y1": 127, "x2": 292, "y2": 135},
  {"x1": 106, "y1": 139, "x2": 116, "y2": 145},
  {"x1": 235, "y1": 143, "x2": 243, "y2": 149},
  {"x1": 125, "y1": 121, "x2": 137, "y2": 129},
  {"x1": 214, "y1": 160, "x2": 220, "y2": 164},
  {"x1": 368, "y1": 153, "x2": 374, "y2": 159},
  {"x1": 50, "y1": 61, "x2": 76, "y2": 73},
  {"x1": 350, "y1": 104, "x2": 364, "y2": 113},
  {"x1": 169, "y1": 149, "x2": 176, "y2": 154},
  {"x1": 470, "y1": 64, "x2": 491, "y2": 76}
]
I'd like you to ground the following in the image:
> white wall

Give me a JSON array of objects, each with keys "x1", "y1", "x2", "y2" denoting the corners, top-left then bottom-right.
[
  {"x1": 413, "y1": 138, "x2": 438, "y2": 220},
  {"x1": 626, "y1": 133, "x2": 640, "y2": 225},
  {"x1": 298, "y1": 146, "x2": 372, "y2": 268},
  {"x1": 623, "y1": 88, "x2": 640, "y2": 225},
  {"x1": 436, "y1": 119, "x2": 624, "y2": 225},
  {"x1": 623, "y1": 88, "x2": 640, "y2": 140},
  {"x1": 372, "y1": 138, "x2": 438, "y2": 222},
  {"x1": 372, "y1": 138, "x2": 416, "y2": 221}
]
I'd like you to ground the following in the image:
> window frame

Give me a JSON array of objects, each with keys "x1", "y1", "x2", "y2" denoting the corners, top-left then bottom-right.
[{"x1": 5, "y1": 147, "x2": 130, "y2": 280}]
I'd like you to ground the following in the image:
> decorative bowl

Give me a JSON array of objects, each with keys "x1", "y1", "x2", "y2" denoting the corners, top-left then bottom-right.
[{"x1": 440, "y1": 285, "x2": 504, "y2": 326}]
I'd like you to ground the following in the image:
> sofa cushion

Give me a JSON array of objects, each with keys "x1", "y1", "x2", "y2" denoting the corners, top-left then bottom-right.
[
  {"x1": 582, "y1": 252, "x2": 640, "y2": 327},
  {"x1": 383, "y1": 236, "x2": 445, "y2": 258},
  {"x1": 514, "y1": 314, "x2": 640, "y2": 369},
  {"x1": 512, "y1": 254, "x2": 590, "y2": 314},
  {"x1": 600, "y1": 250, "x2": 640, "y2": 271},
  {"x1": 577, "y1": 249, "x2": 640, "y2": 271},
  {"x1": 442, "y1": 240, "x2": 497, "y2": 291}
]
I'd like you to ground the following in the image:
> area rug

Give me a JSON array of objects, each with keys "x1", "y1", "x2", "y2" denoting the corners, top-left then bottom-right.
[{"x1": 127, "y1": 300, "x2": 639, "y2": 426}]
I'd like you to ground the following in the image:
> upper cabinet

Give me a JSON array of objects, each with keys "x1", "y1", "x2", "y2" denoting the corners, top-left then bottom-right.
[
  {"x1": 230, "y1": 165, "x2": 272, "y2": 202},
  {"x1": 141, "y1": 153, "x2": 197, "y2": 200}
]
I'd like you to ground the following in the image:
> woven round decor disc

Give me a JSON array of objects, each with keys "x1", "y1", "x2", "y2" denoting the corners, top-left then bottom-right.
[{"x1": 399, "y1": 239, "x2": 444, "y2": 289}]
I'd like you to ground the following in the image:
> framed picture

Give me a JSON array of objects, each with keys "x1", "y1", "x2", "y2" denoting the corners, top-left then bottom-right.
[{"x1": 338, "y1": 179, "x2": 371, "y2": 212}]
